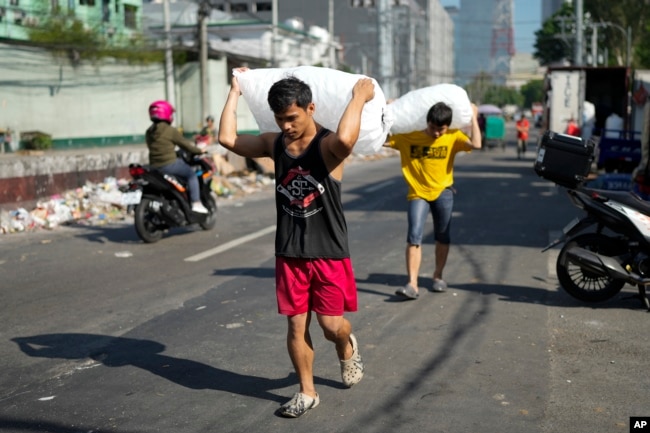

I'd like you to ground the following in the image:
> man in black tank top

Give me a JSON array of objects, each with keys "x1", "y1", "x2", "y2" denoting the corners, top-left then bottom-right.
[{"x1": 218, "y1": 68, "x2": 375, "y2": 417}]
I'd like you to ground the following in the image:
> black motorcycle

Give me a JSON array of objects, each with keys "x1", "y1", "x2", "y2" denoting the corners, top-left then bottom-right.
[
  {"x1": 124, "y1": 151, "x2": 217, "y2": 243},
  {"x1": 536, "y1": 130, "x2": 650, "y2": 310}
]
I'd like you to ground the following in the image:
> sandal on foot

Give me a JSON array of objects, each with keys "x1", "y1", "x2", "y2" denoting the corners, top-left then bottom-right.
[
  {"x1": 340, "y1": 334, "x2": 364, "y2": 387},
  {"x1": 279, "y1": 392, "x2": 320, "y2": 418},
  {"x1": 395, "y1": 283, "x2": 419, "y2": 300},
  {"x1": 431, "y1": 279, "x2": 447, "y2": 292}
]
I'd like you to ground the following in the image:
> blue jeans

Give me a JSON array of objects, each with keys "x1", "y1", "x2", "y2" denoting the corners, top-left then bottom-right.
[
  {"x1": 158, "y1": 158, "x2": 200, "y2": 203},
  {"x1": 407, "y1": 188, "x2": 453, "y2": 245}
]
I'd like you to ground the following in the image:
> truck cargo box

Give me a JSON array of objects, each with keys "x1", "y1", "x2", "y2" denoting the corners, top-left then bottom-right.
[{"x1": 534, "y1": 130, "x2": 594, "y2": 188}]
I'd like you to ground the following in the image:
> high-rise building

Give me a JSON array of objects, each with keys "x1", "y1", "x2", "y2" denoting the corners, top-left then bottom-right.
[
  {"x1": 200, "y1": 0, "x2": 454, "y2": 98},
  {"x1": 542, "y1": 0, "x2": 567, "y2": 22},
  {"x1": 452, "y1": 0, "x2": 514, "y2": 86}
]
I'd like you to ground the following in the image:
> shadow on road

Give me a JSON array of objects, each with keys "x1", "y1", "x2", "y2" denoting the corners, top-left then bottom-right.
[
  {"x1": 355, "y1": 272, "x2": 647, "y2": 310},
  {"x1": 212, "y1": 267, "x2": 275, "y2": 279},
  {"x1": 11, "y1": 333, "x2": 341, "y2": 404},
  {"x1": 0, "y1": 417, "x2": 141, "y2": 433}
]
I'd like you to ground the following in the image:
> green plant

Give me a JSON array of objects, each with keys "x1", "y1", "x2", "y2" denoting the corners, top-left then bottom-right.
[{"x1": 25, "y1": 134, "x2": 53, "y2": 150}]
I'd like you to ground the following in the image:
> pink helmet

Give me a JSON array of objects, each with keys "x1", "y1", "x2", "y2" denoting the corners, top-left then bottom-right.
[{"x1": 149, "y1": 100, "x2": 174, "y2": 123}]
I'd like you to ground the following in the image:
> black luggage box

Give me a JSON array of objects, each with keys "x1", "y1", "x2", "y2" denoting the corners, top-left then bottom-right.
[{"x1": 534, "y1": 130, "x2": 594, "y2": 188}]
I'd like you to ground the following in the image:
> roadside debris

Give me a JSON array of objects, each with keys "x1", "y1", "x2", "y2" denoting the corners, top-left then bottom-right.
[
  {"x1": 0, "y1": 173, "x2": 274, "y2": 235},
  {"x1": 0, "y1": 149, "x2": 394, "y2": 236}
]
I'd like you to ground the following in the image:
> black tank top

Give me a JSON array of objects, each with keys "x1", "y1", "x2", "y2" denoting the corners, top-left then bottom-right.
[{"x1": 273, "y1": 128, "x2": 350, "y2": 259}]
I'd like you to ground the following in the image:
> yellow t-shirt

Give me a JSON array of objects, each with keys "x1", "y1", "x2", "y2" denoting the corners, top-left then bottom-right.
[{"x1": 387, "y1": 129, "x2": 471, "y2": 201}]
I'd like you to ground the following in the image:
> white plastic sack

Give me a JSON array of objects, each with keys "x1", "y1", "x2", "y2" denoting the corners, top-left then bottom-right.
[
  {"x1": 387, "y1": 84, "x2": 473, "y2": 134},
  {"x1": 233, "y1": 66, "x2": 392, "y2": 155}
]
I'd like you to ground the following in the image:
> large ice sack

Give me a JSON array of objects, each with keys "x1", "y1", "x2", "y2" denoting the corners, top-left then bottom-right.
[
  {"x1": 387, "y1": 84, "x2": 473, "y2": 133},
  {"x1": 233, "y1": 66, "x2": 392, "y2": 155}
]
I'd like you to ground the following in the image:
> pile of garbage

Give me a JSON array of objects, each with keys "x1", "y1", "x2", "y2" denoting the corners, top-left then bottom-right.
[{"x1": 0, "y1": 173, "x2": 274, "y2": 235}]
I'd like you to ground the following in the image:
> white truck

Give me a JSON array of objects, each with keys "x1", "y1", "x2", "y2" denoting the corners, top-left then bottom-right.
[{"x1": 542, "y1": 66, "x2": 641, "y2": 172}]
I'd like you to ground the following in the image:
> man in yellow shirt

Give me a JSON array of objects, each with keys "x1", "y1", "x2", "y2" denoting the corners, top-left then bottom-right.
[{"x1": 386, "y1": 102, "x2": 481, "y2": 299}]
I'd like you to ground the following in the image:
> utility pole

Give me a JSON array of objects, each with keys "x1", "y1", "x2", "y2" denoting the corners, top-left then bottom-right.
[
  {"x1": 574, "y1": 0, "x2": 583, "y2": 66},
  {"x1": 328, "y1": 0, "x2": 336, "y2": 69},
  {"x1": 271, "y1": 0, "x2": 278, "y2": 66},
  {"x1": 198, "y1": 1, "x2": 209, "y2": 120},
  {"x1": 163, "y1": 0, "x2": 176, "y2": 110},
  {"x1": 377, "y1": 0, "x2": 393, "y2": 98}
]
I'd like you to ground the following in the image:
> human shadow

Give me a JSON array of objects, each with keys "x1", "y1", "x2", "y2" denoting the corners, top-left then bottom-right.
[
  {"x1": 450, "y1": 282, "x2": 647, "y2": 310},
  {"x1": 354, "y1": 272, "x2": 424, "y2": 302},
  {"x1": 69, "y1": 221, "x2": 204, "y2": 245},
  {"x1": 212, "y1": 267, "x2": 275, "y2": 279},
  {"x1": 11, "y1": 333, "x2": 342, "y2": 404},
  {"x1": 354, "y1": 271, "x2": 646, "y2": 309},
  {"x1": 0, "y1": 416, "x2": 139, "y2": 433}
]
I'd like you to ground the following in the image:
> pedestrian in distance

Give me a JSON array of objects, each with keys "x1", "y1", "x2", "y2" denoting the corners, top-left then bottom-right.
[
  {"x1": 565, "y1": 115, "x2": 581, "y2": 137},
  {"x1": 196, "y1": 115, "x2": 217, "y2": 148},
  {"x1": 146, "y1": 100, "x2": 209, "y2": 214},
  {"x1": 217, "y1": 68, "x2": 374, "y2": 418},
  {"x1": 516, "y1": 113, "x2": 530, "y2": 159},
  {"x1": 386, "y1": 101, "x2": 482, "y2": 300}
]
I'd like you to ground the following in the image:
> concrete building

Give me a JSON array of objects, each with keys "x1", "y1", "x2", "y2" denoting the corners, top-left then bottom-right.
[
  {"x1": 194, "y1": 0, "x2": 454, "y2": 98},
  {"x1": 0, "y1": 0, "x2": 143, "y2": 43},
  {"x1": 506, "y1": 52, "x2": 545, "y2": 90}
]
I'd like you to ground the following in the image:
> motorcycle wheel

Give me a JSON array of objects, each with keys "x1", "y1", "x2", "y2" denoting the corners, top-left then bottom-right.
[
  {"x1": 199, "y1": 192, "x2": 218, "y2": 231},
  {"x1": 556, "y1": 233, "x2": 626, "y2": 302},
  {"x1": 134, "y1": 197, "x2": 166, "y2": 243}
]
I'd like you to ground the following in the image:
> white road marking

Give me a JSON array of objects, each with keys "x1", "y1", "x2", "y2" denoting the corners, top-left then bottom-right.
[
  {"x1": 184, "y1": 225, "x2": 276, "y2": 262},
  {"x1": 364, "y1": 180, "x2": 395, "y2": 193}
]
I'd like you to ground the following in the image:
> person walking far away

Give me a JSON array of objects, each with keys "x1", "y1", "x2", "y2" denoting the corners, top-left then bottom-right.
[
  {"x1": 146, "y1": 100, "x2": 209, "y2": 214},
  {"x1": 516, "y1": 113, "x2": 530, "y2": 159},
  {"x1": 196, "y1": 115, "x2": 217, "y2": 148},
  {"x1": 218, "y1": 69, "x2": 374, "y2": 418},
  {"x1": 386, "y1": 102, "x2": 481, "y2": 300},
  {"x1": 565, "y1": 116, "x2": 581, "y2": 137}
]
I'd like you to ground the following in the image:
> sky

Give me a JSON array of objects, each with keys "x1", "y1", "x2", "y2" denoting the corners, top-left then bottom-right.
[{"x1": 439, "y1": 0, "x2": 542, "y2": 54}]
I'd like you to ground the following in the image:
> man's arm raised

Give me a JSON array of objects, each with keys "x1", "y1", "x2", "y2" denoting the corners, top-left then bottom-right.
[{"x1": 218, "y1": 70, "x2": 273, "y2": 158}]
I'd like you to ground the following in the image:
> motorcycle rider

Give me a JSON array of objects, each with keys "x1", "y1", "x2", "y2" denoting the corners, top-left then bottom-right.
[{"x1": 146, "y1": 100, "x2": 209, "y2": 214}]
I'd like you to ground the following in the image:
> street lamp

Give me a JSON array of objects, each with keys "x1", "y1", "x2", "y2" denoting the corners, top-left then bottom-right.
[{"x1": 601, "y1": 21, "x2": 632, "y2": 68}]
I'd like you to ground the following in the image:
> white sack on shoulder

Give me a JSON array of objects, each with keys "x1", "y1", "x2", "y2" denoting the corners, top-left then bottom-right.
[
  {"x1": 233, "y1": 66, "x2": 393, "y2": 155},
  {"x1": 387, "y1": 84, "x2": 473, "y2": 133}
]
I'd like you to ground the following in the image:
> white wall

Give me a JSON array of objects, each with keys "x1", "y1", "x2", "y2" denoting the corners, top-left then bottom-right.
[
  {"x1": 0, "y1": 43, "x2": 261, "y2": 144},
  {"x1": 0, "y1": 43, "x2": 165, "y2": 140}
]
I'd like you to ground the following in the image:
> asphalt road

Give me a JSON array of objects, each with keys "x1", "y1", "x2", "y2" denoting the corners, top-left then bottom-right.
[{"x1": 2, "y1": 127, "x2": 649, "y2": 433}]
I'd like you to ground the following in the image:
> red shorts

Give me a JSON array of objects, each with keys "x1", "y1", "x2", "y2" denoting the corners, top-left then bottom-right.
[{"x1": 275, "y1": 257, "x2": 358, "y2": 316}]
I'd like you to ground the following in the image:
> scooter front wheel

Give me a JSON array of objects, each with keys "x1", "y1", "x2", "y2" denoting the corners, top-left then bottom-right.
[
  {"x1": 199, "y1": 192, "x2": 218, "y2": 231},
  {"x1": 556, "y1": 233, "x2": 626, "y2": 302},
  {"x1": 134, "y1": 197, "x2": 166, "y2": 243}
]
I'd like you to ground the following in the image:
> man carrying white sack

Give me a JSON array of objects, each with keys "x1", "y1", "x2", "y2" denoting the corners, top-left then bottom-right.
[
  {"x1": 218, "y1": 68, "x2": 375, "y2": 418},
  {"x1": 387, "y1": 101, "x2": 481, "y2": 300}
]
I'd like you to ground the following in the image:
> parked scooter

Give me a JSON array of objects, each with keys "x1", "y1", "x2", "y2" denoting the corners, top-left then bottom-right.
[
  {"x1": 536, "y1": 130, "x2": 650, "y2": 310},
  {"x1": 124, "y1": 150, "x2": 217, "y2": 243}
]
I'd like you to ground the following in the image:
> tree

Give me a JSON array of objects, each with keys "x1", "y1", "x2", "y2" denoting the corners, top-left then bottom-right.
[
  {"x1": 534, "y1": 0, "x2": 650, "y2": 68},
  {"x1": 584, "y1": 0, "x2": 649, "y2": 67},
  {"x1": 533, "y1": 2, "x2": 574, "y2": 66},
  {"x1": 464, "y1": 72, "x2": 493, "y2": 104},
  {"x1": 28, "y1": 11, "x2": 104, "y2": 63},
  {"x1": 27, "y1": 0, "x2": 165, "y2": 65},
  {"x1": 482, "y1": 86, "x2": 523, "y2": 108},
  {"x1": 520, "y1": 80, "x2": 544, "y2": 108}
]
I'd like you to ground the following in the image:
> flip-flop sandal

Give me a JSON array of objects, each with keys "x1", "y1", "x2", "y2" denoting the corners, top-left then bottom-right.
[
  {"x1": 431, "y1": 279, "x2": 447, "y2": 293},
  {"x1": 395, "y1": 283, "x2": 419, "y2": 300}
]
